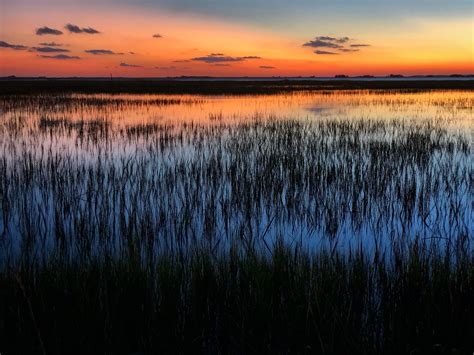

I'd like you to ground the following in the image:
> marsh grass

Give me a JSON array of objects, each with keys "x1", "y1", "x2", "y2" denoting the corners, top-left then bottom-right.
[
  {"x1": 2, "y1": 244, "x2": 473, "y2": 354},
  {"x1": 0, "y1": 90, "x2": 472, "y2": 354}
]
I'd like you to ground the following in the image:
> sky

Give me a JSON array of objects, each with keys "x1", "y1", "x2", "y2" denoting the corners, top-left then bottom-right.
[{"x1": 0, "y1": 0, "x2": 473, "y2": 77}]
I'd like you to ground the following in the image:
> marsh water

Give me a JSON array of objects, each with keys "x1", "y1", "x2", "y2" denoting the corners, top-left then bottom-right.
[{"x1": 0, "y1": 90, "x2": 472, "y2": 263}]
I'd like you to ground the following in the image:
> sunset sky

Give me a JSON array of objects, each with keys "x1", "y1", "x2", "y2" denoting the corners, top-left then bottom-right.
[{"x1": 1, "y1": 0, "x2": 473, "y2": 77}]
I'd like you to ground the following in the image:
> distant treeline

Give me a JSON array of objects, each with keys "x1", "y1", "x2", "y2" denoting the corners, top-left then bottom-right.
[{"x1": 0, "y1": 78, "x2": 473, "y2": 95}]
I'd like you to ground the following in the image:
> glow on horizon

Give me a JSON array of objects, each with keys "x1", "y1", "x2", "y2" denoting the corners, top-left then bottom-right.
[{"x1": 0, "y1": 1, "x2": 473, "y2": 77}]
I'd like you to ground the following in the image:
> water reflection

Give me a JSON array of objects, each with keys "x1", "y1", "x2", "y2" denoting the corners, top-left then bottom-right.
[{"x1": 0, "y1": 90, "x2": 472, "y2": 262}]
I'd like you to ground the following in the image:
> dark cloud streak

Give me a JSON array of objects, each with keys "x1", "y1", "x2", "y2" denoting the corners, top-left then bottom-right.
[
  {"x1": 38, "y1": 54, "x2": 80, "y2": 60},
  {"x1": 120, "y1": 62, "x2": 142, "y2": 68},
  {"x1": 39, "y1": 42, "x2": 64, "y2": 47},
  {"x1": 304, "y1": 35, "x2": 370, "y2": 55},
  {"x1": 65, "y1": 24, "x2": 100, "y2": 34},
  {"x1": 191, "y1": 53, "x2": 261, "y2": 63},
  {"x1": 339, "y1": 48, "x2": 359, "y2": 52},
  {"x1": 0, "y1": 40, "x2": 27, "y2": 50},
  {"x1": 303, "y1": 39, "x2": 343, "y2": 49},
  {"x1": 36, "y1": 27, "x2": 63, "y2": 36},
  {"x1": 85, "y1": 49, "x2": 123, "y2": 55},
  {"x1": 314, "y1": 50, "x2": 339, "y2": 55},
  {"x1": 31, "y1": 46, "x2": 70, "y2": 53}
]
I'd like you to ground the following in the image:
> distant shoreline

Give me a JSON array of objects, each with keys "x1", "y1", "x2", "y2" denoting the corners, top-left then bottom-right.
[{"x1": 1, "y1": 77, "x2": 473, "y2": 95}]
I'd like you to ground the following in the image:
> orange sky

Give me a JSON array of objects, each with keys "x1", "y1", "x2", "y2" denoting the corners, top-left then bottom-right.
[{"x1": 0, "y1": 1, "x2": 473, "y2": 77}]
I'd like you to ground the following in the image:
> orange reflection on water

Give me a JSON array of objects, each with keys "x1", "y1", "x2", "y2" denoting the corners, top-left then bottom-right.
[{"x1": 3, "y1": 90, "x2": 472, "y2": 132}]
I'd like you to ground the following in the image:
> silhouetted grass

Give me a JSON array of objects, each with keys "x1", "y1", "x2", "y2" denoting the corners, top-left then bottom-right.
[{"x1": 1, "y1": 243, "x2": 473, "y2": 354}]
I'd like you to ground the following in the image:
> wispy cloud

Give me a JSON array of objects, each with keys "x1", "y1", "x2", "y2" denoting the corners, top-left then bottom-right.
[
  {"x1": 155, "y1": 66, "x2": 176, "y2": 70},
  {"x1": 36, "y1": 26, "x2": 63, "y2": 36},
  {"x1": 120, "y1": 62, "x2": 142, "y2": 68},
  {"x1": 65, "y1": 24, "x2": 100, "y2": 34},
  {"x1": 191, "y1": 53, "x2": 261, "y2": 63},
  {"x1": 38, "y1": 42, "x2": 64, "y2": 47},
  {"x1": 31, "y1": 46, "x2": 70, "y2": 53},
  {"x1": 304, "y1": 36, "x2": 370, "y2": 55},
  {"x1": 85, "y1": 49, "x2": 123, "y2": 55},
  {"x1": 303, "y1": 39, "x2": 343, "y2": 49},
  {"x1": 260, "y1": 65, "x2": 275, "y2": 69},
  {"x1": 314, "y1": 50, "x2": 339, "y2": 55},
  {"x1": 152, "y1": 33, "x2": 162, "y2": 38},
  {"x1": 38, "y1": 54, "x2": 80, "y2": 60},
  {"x1": 338, "y1": 48, "x2": 359, "y2": 53},
  {"x1": 0, "y1": 40, "x2": 27, "y2": 50}
]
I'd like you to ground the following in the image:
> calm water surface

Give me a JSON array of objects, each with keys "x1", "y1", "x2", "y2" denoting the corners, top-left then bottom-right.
[{"x1": 0, "y1": 90, "x2": 472, "y2": 262}]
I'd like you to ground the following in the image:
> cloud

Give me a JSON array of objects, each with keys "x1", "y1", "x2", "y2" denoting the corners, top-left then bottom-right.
[
  {"x1": 0, "y1": 40, "x2": 27, "y2": 50},
  {"x1": 351, "y1": 44, "x2": 370, "y2": 48},
  {"x1": 85, "y1": 49, "x2": 123, "y2": 55},
  {"x1": 156, "y1": 66, "x2": 176, "y2": 70},
  {"x1": 152, "y1": 33, "x2": 162, "y2": 38},
  {"x1": 173, "y1": 59, "x2": 191, "y2": 63},
  {"x1": 338, "y1": 48, "x2": 359, "y2": 53},
  {"x1": 191, "y1": 53, "x2": 261, "y2": 63},
  {"x1": 314, "y1": 50, "x2": 339, "y2": 55},
  {"x1": 65, "y1": 24, "x2": 100, "y2": 34},
  {"x1": 31, "y1": 46, "x2": 70, "y2": 53},
  {"x1": 39, "y1": 42, "x2": 64, "y2": 47},
  {"x1": 259, "y1": 65, "x2": 275, "y2": 69},
  {"x1": 335, "y1": 37, "x2": 350, "y2": 43},
  {"x1": 120, "y1": 62, "x2": 142, "y2": 68},
  {"x1": 38, "y1": 54, "x2": 80, "y2": 60},
  {"x1": 304, "y1": 35, "x2": 370, "y2": 55},
  {"x1": 213, "y1": 63, "x2": 231, "y2": 67},
  {"x1": 82, "y1": 27, "x2": 100, "y2": 34},
  {"x1": 303, "y1": 39, "x2": 343, "y2": 49},
  {"x1": 36, "y1": 26, "x2": 63, "y2": 36}
]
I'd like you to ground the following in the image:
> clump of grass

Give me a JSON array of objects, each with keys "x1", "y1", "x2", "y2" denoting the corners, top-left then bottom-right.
[{"x1": 1, "y1": 243, "x2": 473, "y2": 354}]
